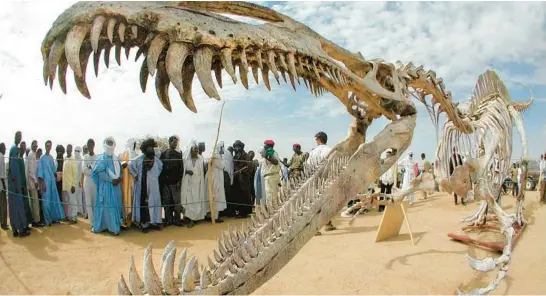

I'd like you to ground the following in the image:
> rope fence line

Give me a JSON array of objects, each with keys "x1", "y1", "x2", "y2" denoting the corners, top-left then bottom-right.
[
  {"x1": 1, "y1": 155, "x2": 261, "y2": 163},
  {"x1": 0, "y1": 189, "x2": 257, "y2": 209}
]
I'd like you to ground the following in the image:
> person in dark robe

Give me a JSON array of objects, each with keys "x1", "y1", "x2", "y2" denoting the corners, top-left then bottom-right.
[
  {"x1": 7, "y1": 131, "x2": 30, "y2": 237},
  {"x1": 247, "y1": 150, "x2": 257, "y2": 206},
  {"x1": 0, "y1": 143, "x2": 8, "y2": 230},
  {"x1": 230, "y1": 140, "x2": 253, "y2": 218},
  {"x1": 55, "y1": 145, "x2": 66, "y2": 219},
  {"x1": 159, "y1": 136, "x2": 184, "y2": 227},
  {"x1": 449, "y1": 148, "x2": 465, "y2": 205},
  {"x1": 18, "y1": 141, "x2": 33, "y2": 229},
  {"x1": 198, "y1": 142, "x2": 207, "y2": 176}
]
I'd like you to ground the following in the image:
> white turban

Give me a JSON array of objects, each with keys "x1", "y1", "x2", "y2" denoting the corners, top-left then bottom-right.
[
  {"x1": 104, "y1": 136, "x2": 116, "y2": 156},
  {"x1": 74, "y1": 146, "x2": 83, "y2": 160}
]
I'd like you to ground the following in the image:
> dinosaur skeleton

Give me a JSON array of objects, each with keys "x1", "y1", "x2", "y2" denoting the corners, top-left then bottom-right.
[{"x1": 39, "y1": 2, "x2": 532, "y2": 295}]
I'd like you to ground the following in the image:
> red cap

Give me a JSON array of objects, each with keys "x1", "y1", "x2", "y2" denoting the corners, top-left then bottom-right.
[
  {"x1": 293, "y1": 143, "x2": 301, "y2": 148},
  {"x1": 264, "y1": 140, "x2": 275, "y2": 146}
]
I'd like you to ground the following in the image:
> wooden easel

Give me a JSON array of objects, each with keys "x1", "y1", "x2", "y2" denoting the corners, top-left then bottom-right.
[{"x1": 375, "y1": 200, "x2": 415, "y2": 245}]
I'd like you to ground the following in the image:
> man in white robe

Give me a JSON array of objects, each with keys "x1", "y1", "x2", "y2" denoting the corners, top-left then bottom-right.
[
  {"x1": 26, "y1": 140, "x2": 43, "y2": 227},
  {"x1": 180, "y1": 140, "x2": 206, "y2": 227},
  {"x1": 401, "y1": 151, "x2": 416, "y2": 205},
  {"x1": 306, "y1": 131, "x2": 332, "y2": 168},
  {"x1": 205, "y1": 143, "x2": 226, "y2": 223},
  {"x1": 306, "y1": 132, "x2": 336, "y2": 234},
  {"x1": 74, "y1": 146, "x2": 85, "y2": 216},
  {"x1": 62, "y1": 144, "x2": 79, "y2": 223},
  {"x1": 83, "y1": 139, "x2": 98, "y2": 226},
  {"x1": 262, "y1": 140, "x2": 281, "y2": 204}
]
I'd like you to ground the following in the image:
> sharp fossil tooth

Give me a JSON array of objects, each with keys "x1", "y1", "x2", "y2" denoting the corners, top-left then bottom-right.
[
  {"x1": 74, "y1": 47, "x2": 92, "y2": 99},
  {"x1": 262, "y1": 64, "x2": 271, "y2": 91},
  {"x1": 124, "y1": 45, "x2": 131, "y2": 60},
  {"x1": 214, "y1": 63, "x2": 223, "y2": 88},
  {"x1": 303, "y1": 77, "x2": 309, "y2": 89},
  {"x1": 193, "y1": 259, "x2": 201, "y2": 281},
  {"x1": 255, "y1": 49, "x2": 263, "y2": 69},
  {"x1": 181, "y1": 61, "x2": 198, "y2": 113},
  {"x1": 232, "y1": 249, "x2": 245, "y2": 268},
  {"x1": 103, "y1": 43, "x2": 111, "y2": 68},
  {"x1": 165, "y1": 42, "x2": 190, "y2": 95},
  {"x1": 91, "y1": 15, "x2": 106, "y2": 53},
  {"x1": 139, "y1": 57, "x2": 149, "y2": 93},
  {"x1": 251, "y1": 215, "x2": 259, "y2": 228},
  {"x1": 286, "y1": 53, "x2": 299, "y2": 85},
  {"x1": 131, "y1": 25, "x2": 138, "y2": 39},
  {"x1": 43, "y1": 54, "x2": 50, "y2": 86},
  {"x1": 240, "y1": 48, "x2": 249, "y2": 69},
  {"x1": 118, "y1": 22, "x2": 126, "y2": 43},
  {"x1": 106, "y1": 18, "x2": 116, "y2": 43},
  {"x1": 57, "y1": 56, "x2": 68, "y2": 94},
  {"x1": 65, "y1": 25, "x2": 89, "y2": 78},
  {"x1": 297, "y1": 55, "x2": 305, "y2": 72},
  {"x1": 207, "y1": 256, "x2": 216, "y2": 270},
  {"x1": 143, "y1": 254, "x2": 162, "y2": 295},
  {"x1": 228, "y1": 225, "x2": 239, "y2": 247},
  {"x1": 129, "y1": 255, "x2": 143, "y2": 295},
  {"x1": 218, "y1": 238, "x2": 228, "y2": 258},
  {"x1": 267, "y1": 51, "x2": 280, "y2": 84},
  {"x1": 181, "y1": 257, "x2": 197, "y2": 292},
  {"x1": 154, "y1": 61, "x2": 172, "y2": 112},
  {"x1": 135, "y1": 46, "x2": 147, "y2": 62},
  {"x1": 240, "y1": 245, "x2": 251, "y2": 263},
  {"x1": 147, "y1": 35, "x2": 167, "y2": 76},
  {"x1": 238, "y1": 62, "x2": 249, "y2": 89},
  {"x1": 118, "y1": 274, "x2": 131, "y2": 295},
  {"x1": 220, "y1": 48, "x2": 237, "y2": 84},
  {"x1": 200, "y1": 268, "x2": 210, "y2": 289},
  {"x1": 278, "y1": 53, "x2": 288, "y2": 71},
  {"x1": 272, "y1": 218, "x2": 281, "y2": 238},
  {"x1": 280, "y1": 69, "x2": 287, "y2": 83},
  {"x1": 194, "y1": 46, "x2": 221, "y2": 100},
  {"x1": 228, "y1": 258, "x2": 238, "y2": 274},
  {"x1": 251, "y1": 63, "x2": 259, "y2": 84},
  {"x1": 177, "y1": 248, "x2": 188, "y2": 281},
  {"x1": 115, "y1": 42, "x2": 122, "y2": 66},
  {"x1": 161, "y1": 247, "x2": 179, "y2": 295},
  {"x1": 48, "y1": 40, "x2": 65, "y2": 81},
  {"x1": 312, "y1": 59, "x2": 320, "y2": 79},
  {"x1": 261, "y1": 204, "x2": 270, "y2": 219},
  {"x1": 213, "y1": 249, "x2": 223, "y2": 263},
  {"x1": 221, "y1": 231, "x2": 233, "y2": 252}
]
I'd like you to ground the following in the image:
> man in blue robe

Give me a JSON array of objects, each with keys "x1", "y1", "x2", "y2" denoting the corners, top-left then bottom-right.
[
  {"x1": 38, "y1": 140, "x2": 66, "y2": 226},
  {"x1": 130, "y1": 138, "x2": 163, "y2": 233},
  {"x1": 7, "y1": 131, "x2": 30, "y2": 237},
  {"x1": 91, "y1": 137, "x2": 122, "y2": 236}
]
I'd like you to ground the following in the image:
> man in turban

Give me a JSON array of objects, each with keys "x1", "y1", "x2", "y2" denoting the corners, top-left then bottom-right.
[
  {"x1": 229, "y1": 140, "x2": 253, "y2": 218},
  {"x1": 261, "y1": 140, "x2": 281, "y2": 205}
]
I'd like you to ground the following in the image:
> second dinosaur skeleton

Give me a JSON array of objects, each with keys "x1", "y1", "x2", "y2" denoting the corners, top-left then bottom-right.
[{"x1": 38, "y1": 1, "x2": 532, "y2": 295}]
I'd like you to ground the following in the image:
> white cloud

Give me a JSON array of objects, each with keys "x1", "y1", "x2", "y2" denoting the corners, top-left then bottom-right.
[{"x1": 0, "y1": 1, "x2": 544, "y2": 161}]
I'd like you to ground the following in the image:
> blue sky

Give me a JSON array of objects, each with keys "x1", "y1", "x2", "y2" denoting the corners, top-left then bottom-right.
[{"x1": 0, "y1": 1, "x2": 545, "y2": 161}]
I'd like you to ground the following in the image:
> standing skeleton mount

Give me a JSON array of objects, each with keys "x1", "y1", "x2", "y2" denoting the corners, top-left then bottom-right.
[{"x1": 39, "y1": 2, "x2": 531, "y2": 295}]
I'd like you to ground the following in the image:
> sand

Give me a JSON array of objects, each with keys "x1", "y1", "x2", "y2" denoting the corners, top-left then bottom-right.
[{"x1": 0, "y1": 191, "x2": 545, "y2": 295}]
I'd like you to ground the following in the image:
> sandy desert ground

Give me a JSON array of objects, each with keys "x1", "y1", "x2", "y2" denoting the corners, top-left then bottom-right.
[{"x1": 0, "y1": 191, "x2": 545, "y2": 295}]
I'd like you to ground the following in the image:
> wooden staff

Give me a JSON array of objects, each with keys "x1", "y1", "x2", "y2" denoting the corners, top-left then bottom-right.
[{"x1": 207, "y1": 101, "x2": 226, "y2": 224}]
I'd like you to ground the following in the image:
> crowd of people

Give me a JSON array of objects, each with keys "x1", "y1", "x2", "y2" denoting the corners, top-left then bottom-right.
[
  {"x1": 3, "y1": 129, "x2": 542, "y2": 239},
  {"x1": 0, "y1": 130, "x2": 334, "y2": 238}
]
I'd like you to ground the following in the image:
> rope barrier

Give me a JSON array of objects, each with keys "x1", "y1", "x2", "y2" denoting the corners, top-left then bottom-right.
[
  {"x1": 1, "y1": 155, "x2": 260, "y2": 163},
  {"x1": 0, "y1": 188, "x2": 257, "y2": 209}
]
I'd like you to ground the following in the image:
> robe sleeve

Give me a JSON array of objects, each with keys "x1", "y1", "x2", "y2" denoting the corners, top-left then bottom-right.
[
  {"x1": 92, "y1": 157, "x2": 113, "y2": 183},
  {"x1": 157, "y1": 158, "x2": 163, "y2": 175},
  {"x1": 27, "y1": 153, "x2": 37, "y2": 184},
  {"x1": 129, "y1": 156, "x2": 139, "y2": 177}
]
